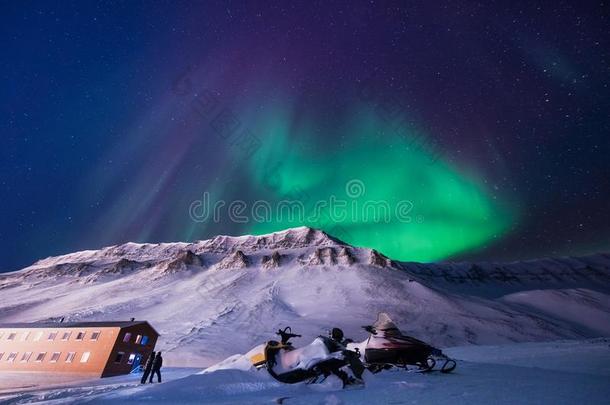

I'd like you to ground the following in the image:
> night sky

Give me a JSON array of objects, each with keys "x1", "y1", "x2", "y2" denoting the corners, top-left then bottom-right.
[{"x1": 1, "y1": 1, "x2": 609, "y2": 272}]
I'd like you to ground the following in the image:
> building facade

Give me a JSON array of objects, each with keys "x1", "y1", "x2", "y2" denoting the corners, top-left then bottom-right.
[{"x1": 0, "y1": 320, "x2": 159, "y2": 377}]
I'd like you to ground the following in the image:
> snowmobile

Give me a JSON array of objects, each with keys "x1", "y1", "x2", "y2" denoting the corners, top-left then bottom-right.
[
  {"x1": 356, "y1": 313, "x2": 457, "y2": 373},
  {"x1": 251, "y1": 327, "x2": 365, "y2": 388}
]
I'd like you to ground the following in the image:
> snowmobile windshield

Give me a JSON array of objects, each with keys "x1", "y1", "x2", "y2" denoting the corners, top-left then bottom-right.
[
  {"x1": 272, "y1": 337, "x2": 332, "y2": 374},
  {"x1": 373, "y1": 312, "x2": 399, "y2": 331}
]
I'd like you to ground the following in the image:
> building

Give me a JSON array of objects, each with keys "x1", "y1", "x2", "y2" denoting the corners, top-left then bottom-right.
[{"x1": 0, "y1": 320, "x2": 159, "y2": 377}]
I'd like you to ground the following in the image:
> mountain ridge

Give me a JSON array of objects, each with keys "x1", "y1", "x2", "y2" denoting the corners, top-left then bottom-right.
[{"x1": 1, "y1": 226, "x2": 609, "y2": 367}]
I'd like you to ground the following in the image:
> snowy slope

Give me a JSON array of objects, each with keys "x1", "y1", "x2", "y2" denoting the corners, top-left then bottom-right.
[{"x1": 0, "y1": 227, "x2": 609, "y2": 366}]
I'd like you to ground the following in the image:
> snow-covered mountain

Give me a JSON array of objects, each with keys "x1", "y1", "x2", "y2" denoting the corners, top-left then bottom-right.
[{"x1": 1, "y1": 226, "x2": 609, "y2": 366}]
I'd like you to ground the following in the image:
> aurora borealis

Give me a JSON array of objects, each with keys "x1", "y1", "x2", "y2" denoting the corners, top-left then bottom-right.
[
  {"x1": 1, "y1": 2, "x2": 609, "y2": 271},
  {"x1": 234, "y1": 102, "x2": 513, "y2": 261}
]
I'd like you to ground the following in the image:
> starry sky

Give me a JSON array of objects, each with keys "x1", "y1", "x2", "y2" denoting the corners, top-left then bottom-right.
[{"x1": 1, "y1": 1, "x2": 609, "y2": 272}]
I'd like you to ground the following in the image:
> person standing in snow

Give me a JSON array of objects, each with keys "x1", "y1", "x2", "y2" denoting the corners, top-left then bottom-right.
[
  {"x1": 149, "y1": 351, "x2": 163, "y2": 383},
  {"x1": 323, "y1": 328, "x2": 365, "y2": 386},
  {"x1": 141, "y1": 351, "x2": 155, "y2": 384},
  {"x1": 327, "y1": 328, "x2": 348, "y2": 351}
]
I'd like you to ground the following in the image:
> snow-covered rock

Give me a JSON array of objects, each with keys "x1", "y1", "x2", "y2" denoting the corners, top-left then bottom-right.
[
  {"x1": 368, "y1": 249, "x2": 391, "y2": 267},
  {"x1": 261, "y1": 251, "x2": 282, "y2": 270},
  {"x1": 215, "y1": 250, "x2": 249, "y2": 270}
]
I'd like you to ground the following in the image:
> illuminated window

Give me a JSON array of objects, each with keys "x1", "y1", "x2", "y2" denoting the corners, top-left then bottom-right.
[
  {"x1": 7, "y1": 352, "x2": 18, "y2": 362},
  {"x1": 48, "y1": 331, "x2": 58, "y2": 341},
  {"x1": 50, "y1": 352, "x2": 61, "y2": 363},
  {"x1": 80, "y1": 352, "x2": 90, "y2": 363},
  {"x1": 65, "y1": 352, "x2": 76, "y2": 363},
  {"x1": 20, "y1": 332, "x2": 31, "y2": 341},
  {"x1": 20, "y1": 352, "x2": 32, "y2": 362},
  {"x1": 123, "y1": 333, "x2": 132, "y2": 343},
  {"x1": 114, "y1": 352, "x2": 125, "y2": 364},
  {"x1": 35, "y1": 352, "x2": 46, "y2": 362},
  {"x1": 61, "y1": 331, "x2": 71, "y2": 341},
  {"x1": 33, "y1": 331, "x2": 43, "y2": 341},
  {"x1": 91, "y1": 331, "x2": 101, "y2": 341},
  {"x1": 127, "y1": 353, "x2": 136, "y2": 365},
  {"x1": 135, "y1": 335, "x2": 142, "y2": 344},
  {"x1": 75, "y1": 331, "x2": 86, "y2": 341},
  {"x1": 7, "y1": 333, "x2": 17, "y2": 341},
  {"x1": 141, "y1": 336, "x2": 149, "y2": 345}
]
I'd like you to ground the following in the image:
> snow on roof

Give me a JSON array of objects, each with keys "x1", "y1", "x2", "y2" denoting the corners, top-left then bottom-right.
[{"x1": 0, "y1": 320, "x2": 159, "y2": 335}]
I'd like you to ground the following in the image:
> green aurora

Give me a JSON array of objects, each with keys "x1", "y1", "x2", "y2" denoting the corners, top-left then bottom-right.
[{"x1": 230, "y1": 104, "x2": 516, "y2": 262}]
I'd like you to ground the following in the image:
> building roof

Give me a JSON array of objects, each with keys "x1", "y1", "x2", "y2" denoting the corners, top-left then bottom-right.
[{"x1": 0, "y1": 320, "x2": 159, "y2": 335}]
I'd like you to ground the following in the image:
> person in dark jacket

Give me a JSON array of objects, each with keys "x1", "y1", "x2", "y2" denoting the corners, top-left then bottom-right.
[
  {"x1": 322, "y1": 328, "x2": 365, "y2": 386},
  {"x1": 149, "y1": 351, "x2": 163, "y2": 383},
  {"x1": 140, "y1": 351, "x2": 155, "y2": 384}
]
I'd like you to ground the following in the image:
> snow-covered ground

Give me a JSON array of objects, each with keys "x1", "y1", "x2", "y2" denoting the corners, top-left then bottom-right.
[{"x1": 1, "y1": 339, "x2": 608, "y2": 404}]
